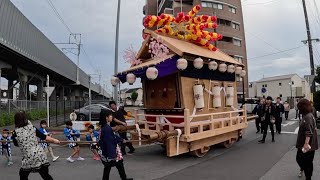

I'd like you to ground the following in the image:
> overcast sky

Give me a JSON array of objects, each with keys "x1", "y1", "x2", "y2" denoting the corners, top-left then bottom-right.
[{"x1": 9, "y1": 0, "x2": 320, "y2": 90}]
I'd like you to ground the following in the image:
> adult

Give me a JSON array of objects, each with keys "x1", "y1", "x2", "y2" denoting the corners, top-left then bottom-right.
[
  {"x1": 12, "y1": 111, "x2": 60, "y2": 180},
  {"x1": 296, "y1": 99, "x2": 318, "y2": 180},
  {"x1": 275, "y1": 97, "x2": 284, "y2": 134},
  {"x1": 99, "y1": 110, "x2": 133, "y2": 180},
  {"x1": 295, "y1": 99, "x2": 300, "y2": 120},
  {"x1": 310, "y1": 101, "x2": 317, "y2": 120},
  {"x1": 109, "y1": 101, "x2": 135, "y2": 155},
  {"x1": 283, "y1": 101, "x2": 290, "y2": 120},
  {"x1": 252, "y1": 99, "x2": 265, "y2": 133},
  {"x1": 258, "y1": 96, "x2": 276, "y2": 143}
]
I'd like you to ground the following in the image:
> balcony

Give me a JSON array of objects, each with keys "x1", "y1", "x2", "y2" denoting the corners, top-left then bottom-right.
[{"x1": 159, "y1": 0, "x2": 173, "y2": 14}]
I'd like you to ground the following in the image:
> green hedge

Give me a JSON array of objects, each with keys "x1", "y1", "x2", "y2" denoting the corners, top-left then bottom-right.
[{"x1": 0, "y1": 110, "x2": 47, "y2": 127}]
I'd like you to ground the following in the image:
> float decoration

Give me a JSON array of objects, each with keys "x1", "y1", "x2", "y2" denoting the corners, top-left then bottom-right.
[
  {"x1": 123, "y1": 45, "x2": 142, "y2": 67},
  {"x1": 148, "y1": 37, "x2": 170, "y2": 59},
  {"x1": 218, "y1": 63, "x2": 227, "y2": 73},
  {"x1": 143, "y1": 5, "x2": 222, "y2": 51},
  {"x1": 111, "y1": 77, "x2": 120, "y2": 87},
  {"x1": 193, "y1": 57, "x2": 204, "y2": 69},
  {"x1": 235, "y1": 67, "x2": 242, "y2": 75},
  {"x1": 146, "y1": 67, "x2": 159, "y2": 80},
  {"x1": 227, "y1": 65, "x2": 235, "y2": 73},
  {"x1": 208, "y1": 60, "x2": 218, "y2": 70},
  {"x1": 177, "y1": 58, "x2": 188, "y2": 70},
  {"x1": 126, "y1": 73, "x2": 136, "y2": 85}
]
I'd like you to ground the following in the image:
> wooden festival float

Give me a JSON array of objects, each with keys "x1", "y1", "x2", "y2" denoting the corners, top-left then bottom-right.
[{"x1": 111, "y1": 5, "x2": 248, "y2": 157}]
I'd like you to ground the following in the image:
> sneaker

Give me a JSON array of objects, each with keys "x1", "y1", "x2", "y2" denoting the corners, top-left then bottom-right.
[
  {"x1": 67, "y1": 157, "x2": 74, "y2": 163},
  {"x1": 298, "y1": 171, "x2": 303, "y2": 177},
  {"x1": 94, "y1": 156, "x2": 101, "y2": 161},
  {"x1": 77, "y1": 157, "x2": 85, "y2": 161},
  {"x1": 7, "y1": 161, "x2": 13, "y2": 166},
  {"x1": 258, "y1": 140, "x2": 265, "y2": 143},
  {"x1": 53, "y1": 156, "x2": 59, "y2": 162}
]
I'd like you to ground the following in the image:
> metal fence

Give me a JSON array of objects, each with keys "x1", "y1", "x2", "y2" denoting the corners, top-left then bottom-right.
[{"x1": 0, "y1": 99, "x2": 86, "y2": 127}]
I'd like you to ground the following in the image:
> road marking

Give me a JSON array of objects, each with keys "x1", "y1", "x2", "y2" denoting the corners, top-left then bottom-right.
[
  {"x1": 294, "y1": 127, "x2": 299, "y2": 134},
  {"x1": 282, "y1": 121, "x2": 296, "y2": 127}
]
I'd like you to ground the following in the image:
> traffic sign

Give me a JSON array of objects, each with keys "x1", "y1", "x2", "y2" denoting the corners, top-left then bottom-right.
[{"x1": 45, "y1": 87, "x2": 55, "y2": 97}]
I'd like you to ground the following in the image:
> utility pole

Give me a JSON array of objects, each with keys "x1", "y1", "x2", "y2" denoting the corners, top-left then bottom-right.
[
  {"x1": 301, "y1": 0, "x2": 316, "y2": 93},
  {"x1": 114, "y1": 0, "x2": 121, "y2": 103},
  {"x1": 89, "y1": 75, "x2": 91, "y2": 121},
  {"x1": 55, "y1": 33, "x2": 82, "y2": 85}
]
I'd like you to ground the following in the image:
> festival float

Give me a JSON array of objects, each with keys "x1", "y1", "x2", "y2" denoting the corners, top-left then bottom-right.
[{"x1": 112, "y1": 5, "x2": 248, "y2": 157}]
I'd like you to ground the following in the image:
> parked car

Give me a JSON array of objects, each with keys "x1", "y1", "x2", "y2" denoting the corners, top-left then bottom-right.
[
  {"x1": 238, "y1": 98, "x2": 259, "y2": 114},
  {"x1": 74, "y1": 104, "x2": 112, "y2": 121}
]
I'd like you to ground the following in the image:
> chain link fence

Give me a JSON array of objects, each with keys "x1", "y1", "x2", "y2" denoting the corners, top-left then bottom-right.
[{"x1": 0, "y1": 99, "x2": 86, "y2": 127}]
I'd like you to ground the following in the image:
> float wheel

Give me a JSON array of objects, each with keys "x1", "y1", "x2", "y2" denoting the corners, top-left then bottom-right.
[{"x1": 190, "y1": 146, "x2": 210, "y2": 158}]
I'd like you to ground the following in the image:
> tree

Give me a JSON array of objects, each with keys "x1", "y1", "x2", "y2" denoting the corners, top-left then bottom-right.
[
  {"x1": 314, "y1": 66, "x2": 320, "y2": 84},
  {"x1": 131, "y1": 91, "x2": 138, "y2": 105}
]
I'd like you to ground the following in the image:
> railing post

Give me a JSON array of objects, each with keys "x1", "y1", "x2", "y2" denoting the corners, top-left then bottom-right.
[
  {"x1": 243, "y1": 105, "x2": 247, "y2": 123},
  {"x1": 134, "y1": 109, "x2": 138, "y2": 124},
  {"x1": 184, "y1": 109, "x2": 190, "y2": 136}
]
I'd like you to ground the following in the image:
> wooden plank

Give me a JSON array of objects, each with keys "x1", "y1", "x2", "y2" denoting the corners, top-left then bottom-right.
[
  {"x1": 166, "y1": 137, "x2": 189, "y2": 157},
  {"x1": 156, "y1": 116, "x2": 160, "y2": 131},
  {"x1": 189, "y1": 131, "x2": 238, "y2": 151},
  {"x1": 181, "y1": 123, "x2": 247, "y2": 142},
  {"x1": 184, "y1": 109, "x2": 190, "y2": 136}
]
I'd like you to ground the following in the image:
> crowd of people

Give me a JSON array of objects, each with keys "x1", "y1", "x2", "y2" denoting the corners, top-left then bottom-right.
[
  {"x1": 252, "y1": 97, "x2": 318, "y2": 180},
  {"x1": 0, "y1": 101, "x2": 133, "y2": 180}
]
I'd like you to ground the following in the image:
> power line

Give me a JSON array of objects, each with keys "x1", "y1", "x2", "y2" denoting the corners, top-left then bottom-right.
[
  {"x1": 245, "y1": 31, "x2": 292, "y2": 57},
  {"x1": 248, "y1": 46, "x2": 304, "y2": 60},
  {"x1": 242, "y1": 0, "x2": 278, "y2": 6}
]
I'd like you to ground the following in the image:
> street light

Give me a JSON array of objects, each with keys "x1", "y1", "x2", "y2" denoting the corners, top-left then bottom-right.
[{"x1": 289, "y1": 82, "x2": 293, "y2": 99}]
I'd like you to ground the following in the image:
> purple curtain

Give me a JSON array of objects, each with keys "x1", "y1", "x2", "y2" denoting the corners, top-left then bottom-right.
[{"x1": 117, "y1": 55, "x2": 179, "y2": 83}]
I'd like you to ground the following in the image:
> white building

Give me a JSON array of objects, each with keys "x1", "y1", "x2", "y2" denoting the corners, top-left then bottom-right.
[
  {"x1": 119, "y1": 88, "x2": 143, "y2": 106},
  {"x1": 249, "y1": 74, "x2": 311, "y2": 101}
]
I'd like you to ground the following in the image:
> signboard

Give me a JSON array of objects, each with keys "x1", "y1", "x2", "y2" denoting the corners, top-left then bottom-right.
[{"x1": 45, "y1": 87, "x2": 55, "y2": 97}]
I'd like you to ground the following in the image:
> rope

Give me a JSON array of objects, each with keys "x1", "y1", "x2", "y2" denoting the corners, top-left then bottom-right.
[{"x1": 0, "y1": 139, "x2": 148, "y2": 144}]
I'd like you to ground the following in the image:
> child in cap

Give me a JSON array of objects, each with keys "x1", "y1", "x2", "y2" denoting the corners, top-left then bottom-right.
[{"x1": 0, "y1": 129, "x2": 13, "y2": 166}]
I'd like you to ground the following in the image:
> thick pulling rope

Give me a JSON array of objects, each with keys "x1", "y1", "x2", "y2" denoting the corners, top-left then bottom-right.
[{"x1": 0, "y1": 139, "x2": 148, "y2": 144}]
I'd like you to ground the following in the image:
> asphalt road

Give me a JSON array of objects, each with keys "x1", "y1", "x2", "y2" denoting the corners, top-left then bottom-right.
[{"x1": 1, "y1": 109, "x2": 318, "y2": 180}]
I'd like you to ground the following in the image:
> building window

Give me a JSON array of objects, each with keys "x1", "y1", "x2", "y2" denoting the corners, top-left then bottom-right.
[
  {"x1": 234, "y1": 56, "x2": 243, "y2": 63},
  {"x1": 265, "y1": 84, "x2": 267, "y2": 87},
  {"x1": 292, "y1": 81, "x2": 294, "y2": 85},
  {"x1": 279, "y1": 82, "x2": 282, "y2": 86},
  {"x1": 229, "y1": 6, "x2": 236, "y2": 14},
  {"x1": 233, "y1": 38, "x2": 241, "y2": 46},
  {"x1": 232, "y1": 22, "x2": 240, "y2": 30},
  {"x1": 201, "y1": 1, "x2": 223, "y2": 9},
  {"x1": 262, "y1": 85, "x2": 264, "y2": 88},
  {"x1": 280, "y1": 94, "x2": 282, "y2": 97}
]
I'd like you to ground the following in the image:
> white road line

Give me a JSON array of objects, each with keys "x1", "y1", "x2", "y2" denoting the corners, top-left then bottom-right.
[
  {"x1": 281, "y1": 121, "x2": 296, "y2": 127},
  {"x1": 294, "y1": 127, "x2": 299, "y2": 134}
]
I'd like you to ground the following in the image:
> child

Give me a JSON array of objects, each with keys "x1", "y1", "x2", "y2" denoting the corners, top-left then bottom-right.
[
  {"x1": 64, "y1": 121, "x2": 84, "y2": 162},
  {"x1": 86, "y1": 125, "x2": 100, "y2": 161},
  {"x1": 39, "y1": 120, "x2": 59, "y2": 162},
  {"x1": 0, "y1": 129, "x2": 13, "y2": 166}
]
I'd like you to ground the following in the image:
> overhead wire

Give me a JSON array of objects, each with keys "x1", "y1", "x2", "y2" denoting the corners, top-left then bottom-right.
[
  {"x1": 248, "y1": 46, "x2": 304, "y2": 60},
  {"x1": 45, "y1": 0, "x2": 101, "y2": 79}
]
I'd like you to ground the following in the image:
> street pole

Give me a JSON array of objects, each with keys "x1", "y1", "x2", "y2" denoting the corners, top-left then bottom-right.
[
  {"x1": 114, "y1": 0, "x2": 121, "y2": 103},
  {"x1": 46, "y1": 75, "x2": 50, "y2": 127},
  {"x1": 89, "y1": 75, "x2": 92, "y2": 121},
  {"x1": 76, "y1": 34, "x2": 81, "y2": 85},
  {"x1": 301, "y1": 0, "x2": 316, "y2": 93},
  {"x1": 242, "y1": 77, "x2": 245, "y2": 105},
  {"x1": 0, "y1": 69, "x2": 2, "y2": 114}
]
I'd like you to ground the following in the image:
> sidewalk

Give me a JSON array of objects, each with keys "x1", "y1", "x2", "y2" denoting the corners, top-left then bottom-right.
[{"x1": 260, "y1": 146, "x2": 320, "y2": 180}]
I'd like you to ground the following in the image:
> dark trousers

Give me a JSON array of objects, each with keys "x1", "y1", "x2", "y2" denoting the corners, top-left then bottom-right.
[
  {"x1": 255, "y1": 117, "x2": 262, "y2": 132},
  {"x1": 285, "y1": 111, "x2": 289, "y2": 120},
  {"x1": 296, "y1": 110, "x2": 301, "y2": 119},
  {"x1": 296, "y1": 149, "x2": 315, "y2": 180},
  {"x1": 102, "y1": 160, "x2": 127, "y2": 180},
  {"x1": 119, "y1": 132, "x2": 135, "y2": 154},
  {"x1": 262, "y1": 121, "x2": 274, "y2": 141},
  {"x1": 19, "y1": 166, "x2": 53, "y2": 180},
  {"x1": 275, "y1": 117, "x2": 282, "y2": 133}
]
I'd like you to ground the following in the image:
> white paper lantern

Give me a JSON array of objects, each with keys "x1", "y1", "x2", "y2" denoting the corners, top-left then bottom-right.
[
  {"x1": 218, "y1": 63, "x2": 227, "y2": 73},
  {"x1": 193, "y1": 57, "x2": 203, "y2": 69},
  {"x1": 208, "y1": 61, "x2": 218, "y2": 70},
  {"x1": 126, "y1": 73, "x2": 136, "y2": 85},
  {"x1": 241, "y1": 70, "x2": 246, "y2": 77},
  {"x1": 111, "y1": 77, "x2": 120, "y2": 87},
  {"x1": 146, "y1": 67, "x2": 158, "y2": 80},
  {"x1": 177, "y1": 58, "x2": 188, "y2": 70},
  {"x1": 227, "y1": 65, "x2": 235, "y2": 73},
  {"x1": 235, "y1": 67, "x2": 242, "y2": 75}
]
